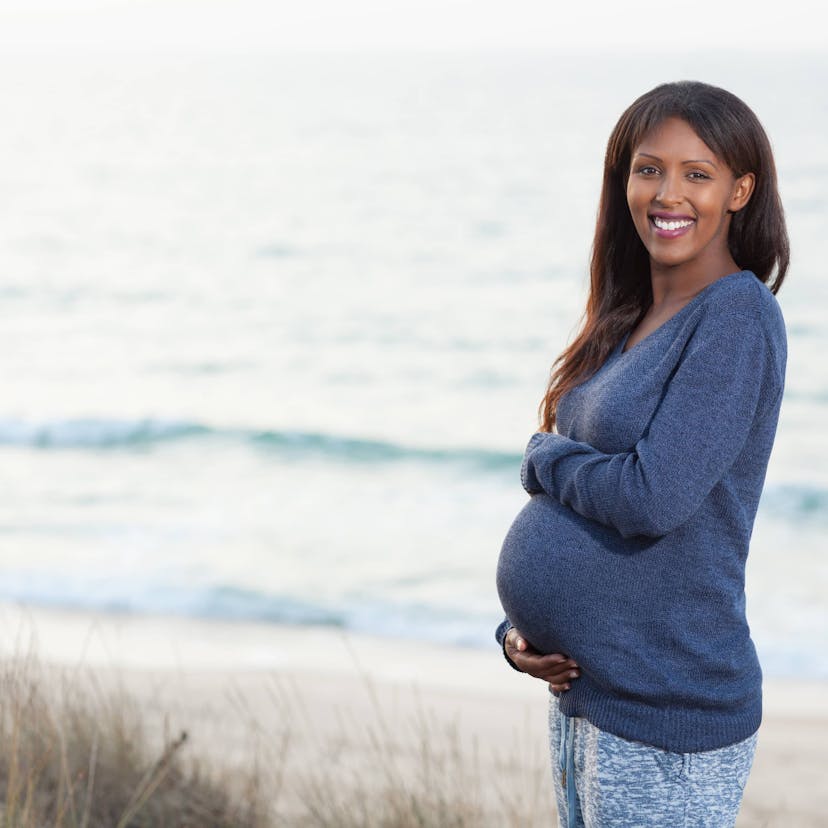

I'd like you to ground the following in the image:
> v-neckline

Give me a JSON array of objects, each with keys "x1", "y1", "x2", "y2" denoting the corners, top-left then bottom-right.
[{"x1": 618, "y1": 270, "x2": 747, "y2": 356}]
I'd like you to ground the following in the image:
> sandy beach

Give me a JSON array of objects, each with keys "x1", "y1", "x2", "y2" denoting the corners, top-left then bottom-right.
[{"x1": 1, "y1": 603, "x2": 825, "y2": 826}]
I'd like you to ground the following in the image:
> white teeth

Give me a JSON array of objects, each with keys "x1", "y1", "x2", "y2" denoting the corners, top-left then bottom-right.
[{"x1": 653, "y1": 216, "x2": 694, "y2": 231}]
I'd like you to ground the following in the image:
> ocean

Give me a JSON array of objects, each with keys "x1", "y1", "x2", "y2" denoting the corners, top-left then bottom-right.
[{"x1": 0, "y1": 49, "x2": 825, "y2": 677}]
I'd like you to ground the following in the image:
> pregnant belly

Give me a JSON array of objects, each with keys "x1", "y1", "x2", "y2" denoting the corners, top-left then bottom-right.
[{"x1": 496, "y1": 493, "x2": 646, "y2": 657}]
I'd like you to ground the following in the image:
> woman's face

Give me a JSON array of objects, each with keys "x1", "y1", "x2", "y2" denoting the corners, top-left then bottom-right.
[{"x1": 626, "y1": 117, "x2": 754, "y2": 279}]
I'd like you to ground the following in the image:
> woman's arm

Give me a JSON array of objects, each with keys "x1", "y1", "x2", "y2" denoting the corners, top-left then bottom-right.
[{"x1": 522, "y1": 302, "x2": 785, "y2": 539}]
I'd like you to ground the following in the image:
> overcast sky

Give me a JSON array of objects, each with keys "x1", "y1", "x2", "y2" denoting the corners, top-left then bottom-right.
[{"x1": 0, "y1": 0, "x2": 823, "y2": 52}]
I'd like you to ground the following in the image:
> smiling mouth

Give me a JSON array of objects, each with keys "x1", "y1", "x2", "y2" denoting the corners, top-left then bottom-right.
[{"x1": 651, "y1": 216, "x2": 694, "y2": 231}]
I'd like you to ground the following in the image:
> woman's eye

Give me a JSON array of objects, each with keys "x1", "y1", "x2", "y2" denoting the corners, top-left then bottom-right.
[
  {"x1": 688, "y1": 171, "x2": 710, "y2": 180},
  {"x1": 636, "y1": 166, "x2": 659, "y2": 176}
]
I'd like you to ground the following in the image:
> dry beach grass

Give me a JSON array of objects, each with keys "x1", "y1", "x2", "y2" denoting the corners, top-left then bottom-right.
[
  {"x1": 0, "y1": 654, "x2": 267, "y2": 827},
  {"x1": 0, "y1": 651, "x2": 551, "y2": 827}
]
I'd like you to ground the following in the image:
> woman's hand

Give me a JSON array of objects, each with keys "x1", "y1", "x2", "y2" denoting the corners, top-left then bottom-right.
[{"x1": 504, "y1": 627, "x2": 580, "y2": 692}]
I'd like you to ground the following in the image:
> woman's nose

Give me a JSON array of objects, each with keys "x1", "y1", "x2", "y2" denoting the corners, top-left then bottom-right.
[{"x1": 655, "y1": 172, "x2": 683, "y2": 206}]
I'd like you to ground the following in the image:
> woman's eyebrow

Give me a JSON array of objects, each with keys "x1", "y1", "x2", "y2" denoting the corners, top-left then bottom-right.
[{"x1": 634, "y1": 151, "x2": 718, "y2": 168}]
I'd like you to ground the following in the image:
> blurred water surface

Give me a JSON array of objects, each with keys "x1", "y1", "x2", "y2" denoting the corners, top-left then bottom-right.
[{"x1": 0, "y1": 50, "x2": 825, "y2": 675}]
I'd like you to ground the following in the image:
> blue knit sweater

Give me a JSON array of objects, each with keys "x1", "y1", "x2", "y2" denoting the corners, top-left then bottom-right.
[{"x1": 495, "y1": 270, "x2": 786, "y2": 752}]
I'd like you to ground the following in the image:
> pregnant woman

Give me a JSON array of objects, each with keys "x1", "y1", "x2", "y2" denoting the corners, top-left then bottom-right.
[{"x1": 495, "y1": 81, "x2": 789, "y2": 827}]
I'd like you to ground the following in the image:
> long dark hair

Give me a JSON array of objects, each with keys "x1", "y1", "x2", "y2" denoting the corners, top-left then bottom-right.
[{"x1": 539, "y1": 81, "x2": 789, "y2": 432}]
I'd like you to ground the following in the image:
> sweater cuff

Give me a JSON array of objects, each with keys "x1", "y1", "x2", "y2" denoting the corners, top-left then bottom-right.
[
  {"x1": 495, "y1": 617, "x2": 522, "y2": 673},
  {"x1": 520, "y1": 432, "x2": 548, "y2": 493}
]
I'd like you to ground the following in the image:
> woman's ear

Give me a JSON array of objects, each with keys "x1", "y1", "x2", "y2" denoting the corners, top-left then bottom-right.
[{"x1": 728, "y1": 172, "x2": 755, "y2": 213}]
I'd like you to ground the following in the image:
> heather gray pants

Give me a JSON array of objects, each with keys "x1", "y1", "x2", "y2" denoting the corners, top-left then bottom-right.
[{"x1": 548, "y1": 694, "x2": 757, "y2": 828}]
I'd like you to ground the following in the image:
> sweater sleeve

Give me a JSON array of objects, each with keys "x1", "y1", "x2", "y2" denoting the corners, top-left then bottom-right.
[
  {"x1": 522, "y1": 304, "x2": 781, "y2": 539},
  {"x1": 495, "y1": 616, "x2": 522, "y2": 672}
]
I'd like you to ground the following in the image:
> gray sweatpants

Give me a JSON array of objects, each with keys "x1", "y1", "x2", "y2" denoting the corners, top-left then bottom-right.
[{"x1": 548, "y1": 694, "x2": 757, "y2": 828}]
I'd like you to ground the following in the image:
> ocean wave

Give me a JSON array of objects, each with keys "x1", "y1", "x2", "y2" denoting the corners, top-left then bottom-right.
[
  {"x1": 0, "y1": 416, "x2": 520, "y2": 470},
  {"x1": 0, "y1": 417, "x2": 210, "y2": 448},
  {"x1": 1, "y1": 575, "x2": 825, "y2": 676},
  {"x1": 760, "y1": 483, "x2": 828, "y2": 524},
  {"x1": 0, "y1": 577, "x2": 493, "y2": 650},
  {"x1": 249, "y1": 429, "x2": 520, "y2": 469},
  {"x1": 2, "y1": 417, "x2": 825, "y2": 521}
]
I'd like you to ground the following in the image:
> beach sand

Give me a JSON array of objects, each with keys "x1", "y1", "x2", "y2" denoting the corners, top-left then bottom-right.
[{"x1": 1, "y1": 603, "x2": 825, "y2": 826}]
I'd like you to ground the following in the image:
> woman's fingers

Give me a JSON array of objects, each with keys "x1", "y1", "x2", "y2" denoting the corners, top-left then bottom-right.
[
  {"x1": 543, "y1": 665, "x2": 580, "y2": 686},
  {"x1": 547, "y1": 663, "x2": 580, "y2": 692},
  {"x1": 509, "y1": 649, "x2": 565, "y2": 672},
  {"x1": 535, "y1": 655, "x2": 578, "y2": 677},
  {"x1": 544, "y1": 665, "x2": 579, "y2": 681},
  {"x1": 505, "y1": 628, "x2": 541, "y2": 664},
  {"x1": 541, "y1": 657, "x2": 580, "y2": 691},
  {"x1": 506, "y1": 627, "x2": 528, "y2": 652},
  {"x1": 547, "y1": 672, "x2": 579, "y2": 690},
  {"x1": 511, "y1": 653, "x2": 580, "y2": 683},
  {"x1": 503, "y1": 630, "x2": 581, "y2": 688}
]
